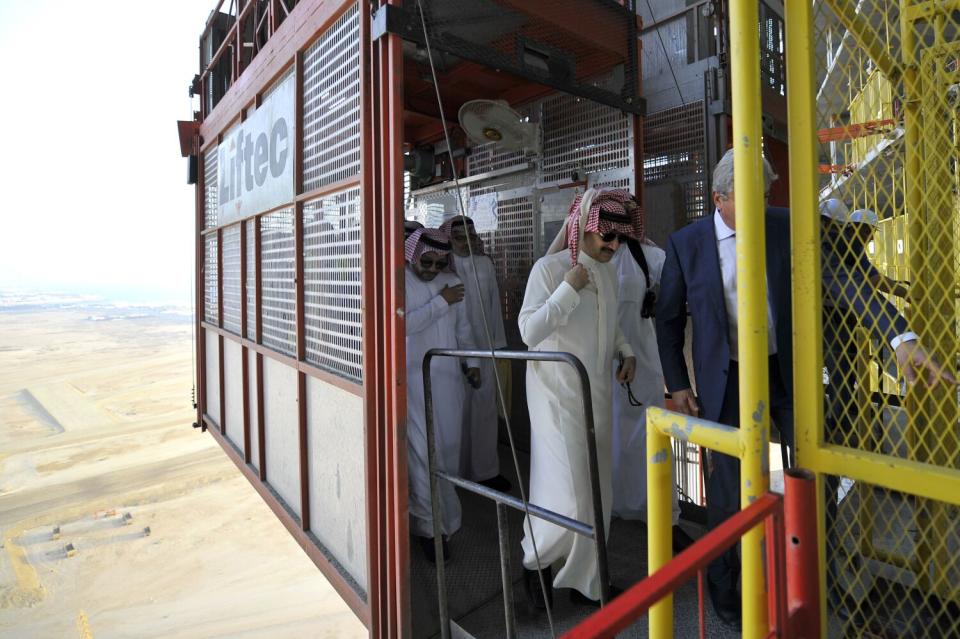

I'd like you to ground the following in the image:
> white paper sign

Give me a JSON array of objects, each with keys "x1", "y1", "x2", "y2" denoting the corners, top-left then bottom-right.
[
  {"x1": 218, "y1": 74, "x2": 295, "y2": 224},
  {"x1": 468, "y1": 193, "x2": 499, "y2": 233}
]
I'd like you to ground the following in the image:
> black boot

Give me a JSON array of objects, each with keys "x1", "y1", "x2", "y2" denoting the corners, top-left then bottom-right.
[
  {"x1": 418, "y1": 536, "x2": 450, "y2": 564},
  {"x1": 523, "y1": 566, "x2": 553, "y2": 610}
]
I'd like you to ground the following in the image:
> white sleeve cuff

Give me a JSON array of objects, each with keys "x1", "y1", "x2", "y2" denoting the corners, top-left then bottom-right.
[
  {"x1": 550, "y1": 281, "x2": 581, "y2": 314},
  {"x1": 619, "y1": 344, "x2": 635, "y2": 360},
  {"x1": 890, "y1": 332, "x2": 919, "y2": 350}
]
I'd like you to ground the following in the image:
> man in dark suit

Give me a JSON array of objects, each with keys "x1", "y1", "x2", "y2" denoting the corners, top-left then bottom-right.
[
  {"x1": 655, "y1": 148, "x2": 792, "y2": 629},
  {"x1": 656, "y1": 149, "x2": 954, "y2": 628}
]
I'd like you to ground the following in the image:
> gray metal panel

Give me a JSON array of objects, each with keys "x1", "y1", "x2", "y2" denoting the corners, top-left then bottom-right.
[
  {"x1": 263, "y1": 357, "x2": 301, "y2": 517},
  {"x1": 204, "y1": 234, "x2": 218, "y2": 324},
  {"x1": 306, "y1": 376, "x2": 368, "y2": 590},
  {"x1": 203, "y1": 146, "x2": 218, "y2": 229},
  {"x1": 223, "y1": 338, "x2": 244, "y2": 452},
  {"x1": 205, "y1": 329, "x2": 221, "y2": 427},
  {"x1": 643, "y1": 100, "x2": 708, "y2": 223},
  {"x1": 302, "y1": 4, "x2": 361, "y2": 192},
  {"x1": 302, "y1": 186, "x2": 363, "y2": 383},
  {"x1": 245, "y1": 219, "x2": 256, "y2": 341},
  {"x1": 222, "y1": 224, "x2": 242, "y2": 335},
  {"x1": 260, "y1": 209, "x2": 296, "y2": 357},
  {"x1": 538, "y1": 92, "x2": 633, "y2": 187}
]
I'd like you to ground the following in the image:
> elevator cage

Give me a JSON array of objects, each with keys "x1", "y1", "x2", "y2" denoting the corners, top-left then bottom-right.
[{"x1": 185, "y1": 0, "x2": 654, "y2": 634}]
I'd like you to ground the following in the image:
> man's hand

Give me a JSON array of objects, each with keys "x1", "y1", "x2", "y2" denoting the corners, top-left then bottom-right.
[
  {"x1": 564, "y1": 264, "x2": 590, "y2": 291},
  {"x1": 616, "y1": 356, "x2": 637, "y2": 384},
  {"x1": 895, "y1": 340, "x2": 957, "y2": 387},
  {"x1": 440, "y1": 284, "x2": 465, "y2": 305},
  {"x1": 465, "y1": 367, "x2": 482, "y2": 389},
  {"x1": 671, "y1": 388, "x2": 699, "y2": 417}
]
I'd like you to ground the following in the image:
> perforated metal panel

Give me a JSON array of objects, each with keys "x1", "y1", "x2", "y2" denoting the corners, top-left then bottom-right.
[
  {"x1": 465, "y1": 142, "x2": 528, "y2": 176},
  {"x1": 203, "y1": 146, "x2": 219, "y2": 229},
  {"x1": 302, "y1": 4, "x2": 360, "y2": 192},
  {"x1": 539, "y1": 93, "x2": 633, "y2": 186},
  {"x1": 204, "y1": 233, "x2": 218, "y2": 323},
  {"x1": 302, "y1": 187, "x2": 363, "y2": 383},
  {"x1": 482, "y1": 194, "x2": 536, "y2": 321},
  {"x1": 643, "y1": 101, "x2": 707, "y2": 221},
  {"x1": 245, "y1": 219, "x2": 256, "y2": 340},
  {"x1": 222, "y1": 224, "x2": 242, "y2": 335},
  {"x1": 260, "y1": 209, "x2": 296, "y2": 356}
]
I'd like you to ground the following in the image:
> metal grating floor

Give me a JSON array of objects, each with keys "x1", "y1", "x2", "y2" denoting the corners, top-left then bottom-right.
[{"x1": 410, "y1": 444, "x2": 742, "y2": 639}]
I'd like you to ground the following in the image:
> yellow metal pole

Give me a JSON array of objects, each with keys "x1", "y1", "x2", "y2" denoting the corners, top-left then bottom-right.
[
  {"x1": 729, "y1": 0, "x2": 769, "y2": 636},
  {"x1": 648, "y1": 407, "x2": 742, "y2": 458},
  {"x1": 647, "y1": 420, "x2": 674, "y2": 637},
  {"x1": 784, "y1": 0, "x2": 824, "y2": 633}
]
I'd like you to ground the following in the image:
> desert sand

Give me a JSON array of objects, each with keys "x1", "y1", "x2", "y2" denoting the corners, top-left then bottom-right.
[{"x1": 0, "y1": 309, "x2": 367, "y2": 638}]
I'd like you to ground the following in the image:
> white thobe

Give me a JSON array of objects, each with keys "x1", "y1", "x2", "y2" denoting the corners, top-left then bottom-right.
[
  {"x1": 405, "y1": 268, "x2": 479, "y2": 538},
  {"x1": 518, "y1": 248, "x2": 634, "y2": 600},
  {"x1": 610, "y1": 244, "x2": 680, "y2": 524},
  {"x1": 451, "y1": 252, "x2": 508, "y2": 481}
]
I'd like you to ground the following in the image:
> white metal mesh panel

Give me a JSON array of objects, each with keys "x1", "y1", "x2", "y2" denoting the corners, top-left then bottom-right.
[
  {"x1": 302, "y1": 4, "x2": 360, "y2": 192},
  {"x1": 222, "y1": 224, "x2": 242, "y2": 335},
  {"x1": 481, "y1": 194, "x2": 535, "y2": 321},
  {"x1": 204, "y1": 233, "x2": 218, "y2": 323},
  {"x1": 465, "y1": 141, "x2": 529, "y2": 176},
  {"x1": 245, "y1": 219, "x2": 256, "y2": 340},
  {"x1": 260, "y1": 209, "x2": 296, "y2": 356},
  {"x1": 302, "y1": 187, "x2": 363, "y2": 383},
  {"x1": 203, "y1": 146, "x2": 218, "y2": 229},
  {"x1": 539, "y1": 93, "x2": 632, "y2": 186}
]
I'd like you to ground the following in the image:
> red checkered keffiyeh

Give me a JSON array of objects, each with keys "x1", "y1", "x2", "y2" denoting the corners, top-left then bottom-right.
[
  {"x1": 404, "y1": 227, "x2": 452, "y2": 265},
  {"x1": 563, "y1": 188, "x2": 642, "y2": 264}
]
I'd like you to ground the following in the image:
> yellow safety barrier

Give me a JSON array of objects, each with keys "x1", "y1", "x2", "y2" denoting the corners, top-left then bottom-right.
[
  {"x1": 647, "y1": 3, "x2": 773, "y2": 636},
  {"x1": 791, "y1": 1, "x2": 960, "y2": 636}
]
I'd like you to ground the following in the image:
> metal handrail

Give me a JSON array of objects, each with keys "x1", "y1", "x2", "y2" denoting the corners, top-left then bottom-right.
[{"x1": 423, "y1": 348, "x2": 611, "y2": 639}]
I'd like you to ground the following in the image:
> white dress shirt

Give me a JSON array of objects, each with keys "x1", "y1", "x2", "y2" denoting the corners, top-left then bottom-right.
[{"x1": 714, "y1": 210, "x2": 777, "y2": 360}]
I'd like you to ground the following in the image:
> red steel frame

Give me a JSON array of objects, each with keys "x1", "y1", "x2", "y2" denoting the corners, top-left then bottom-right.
[
  {"x1": 562, "y1": 493, "x2": 787, "y2": 639},
  {"x1": 192, "y1": 0, "x2": 408, "y2": 634},
  {"x1": 562, "y1": 469, "x2": 820, "y2": 639}
]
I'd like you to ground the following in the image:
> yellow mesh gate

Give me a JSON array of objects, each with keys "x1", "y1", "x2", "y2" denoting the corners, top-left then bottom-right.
[{"x1": 790, "y1": 1, "x2": 960, "y2": 636}]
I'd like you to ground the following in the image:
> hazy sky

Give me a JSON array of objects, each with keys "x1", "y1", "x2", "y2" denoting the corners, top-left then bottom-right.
[{"x1": 0, "y1": 1, "x2": 212, "y2": 303}]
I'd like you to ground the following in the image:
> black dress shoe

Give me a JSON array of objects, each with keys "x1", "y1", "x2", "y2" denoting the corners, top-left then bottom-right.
[
  {"x1": 672, "y1": 525, "x2": 696, "y2": 553},
  {"x1": 568, "y1": 584, "x2": 624, "y2": 608},
  {"x1": 418, "y1": 536, "x2": 450, "y2": 564},
  {"x1": 523, "y1": 566, "x2": 553, "y2": 610},
  {"x1": 478, "y1": 475, "x2": 512, "y2": 492},
  {"x1": 707, "y1": 580, "x2": 742, "y2": 630}
]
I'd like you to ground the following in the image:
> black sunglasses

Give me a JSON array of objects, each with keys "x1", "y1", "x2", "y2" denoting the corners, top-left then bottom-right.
[
  {"x1": 419, "y1": 257, "x2": 448, "y2": 270},
  {"x1": 600, "y1": 231, "x2": 629, "y2": 243}
]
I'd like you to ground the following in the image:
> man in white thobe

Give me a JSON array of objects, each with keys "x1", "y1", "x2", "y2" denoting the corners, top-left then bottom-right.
[
  {"x1": 440, "y1": 216, "x2": 511, "y2": 491},
  {"x1": 518, "y1": 188, "x2": 638, "y2": 606},
  {"x1": 610, "y1": 218, "x2": 693, "y2": 551},
  {"x1": 405, "y1": 228, "x2": 480, "y2": 563}
]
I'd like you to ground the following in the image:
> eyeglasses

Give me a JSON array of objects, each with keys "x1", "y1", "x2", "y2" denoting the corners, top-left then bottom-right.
[
  {"x1": 419, "y1": 257, "x2": 448, "y2": 270},
  {"x1": 600, "y1": 231, "x2": 629, "y2": 243}
]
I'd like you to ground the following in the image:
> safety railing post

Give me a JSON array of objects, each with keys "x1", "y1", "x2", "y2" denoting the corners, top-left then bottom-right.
[
  {"x1": 422, "y1": 353, "x2": 452, "y2": 639},
  {"x1": 646, "y1": 423, "x2": 674, "y2": 637},
  {"x1": 784, "y1": 468, "x2": 820, "y2": 638},
  {"x1": 495, "y1": 502, "x2": 517, "y2": 639},
  {"x1": 423, "y1": 348, "x2": 611, "y2": 635}
]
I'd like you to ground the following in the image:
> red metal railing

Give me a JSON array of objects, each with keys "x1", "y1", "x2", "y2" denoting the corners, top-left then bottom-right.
[{"x1": 562, "y1": 470, "x2": 820, "y2": 639}]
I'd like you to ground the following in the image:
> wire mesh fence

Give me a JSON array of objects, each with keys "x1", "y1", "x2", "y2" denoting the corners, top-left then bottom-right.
[{"x1": 811, "y1": 2, "x2": 960, "y2": 635}]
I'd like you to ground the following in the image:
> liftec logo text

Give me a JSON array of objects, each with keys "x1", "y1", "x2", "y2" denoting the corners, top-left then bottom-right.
[{"x1": 217, "y1": 73, "x2": 295, "y2": 224}]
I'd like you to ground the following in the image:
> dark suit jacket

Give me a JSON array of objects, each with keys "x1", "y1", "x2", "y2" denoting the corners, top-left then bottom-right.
[{"x1": 655, "y1": 208, "x2": 794, "y2": 424}]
